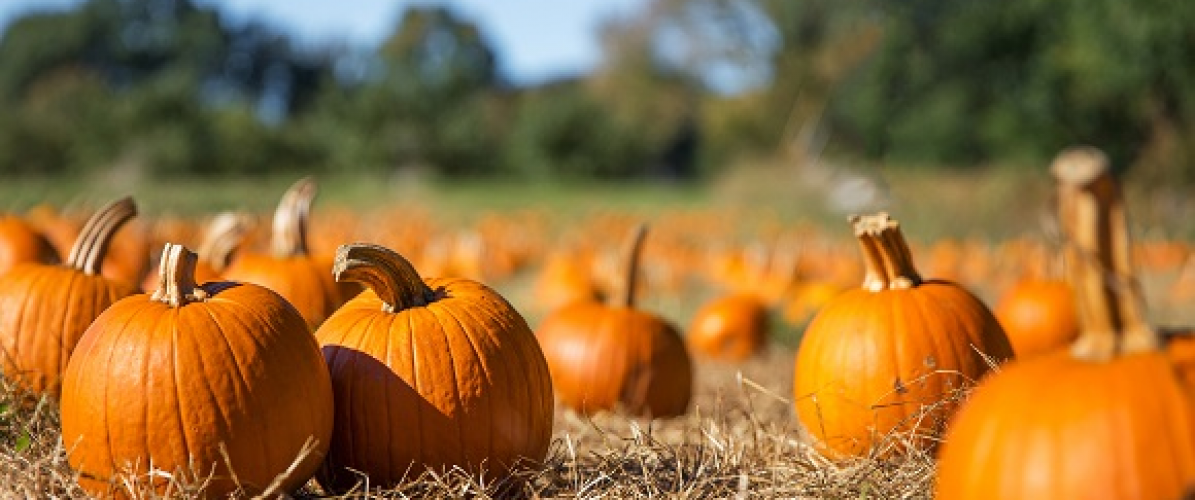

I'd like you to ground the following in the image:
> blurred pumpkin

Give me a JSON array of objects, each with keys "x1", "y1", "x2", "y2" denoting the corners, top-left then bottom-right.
[
  {"x1": 687, "y1": 293, "x2": 769, "y2": 362},
  {"x1": 0, "y1": 214, "x2": 59, "y2": 276},
  {"x1": 936, "y1": 146, "x2": 1195, "y2": 499},
  {"x1": 993, "y1": 279, "x2": 1079, "y2": 358},
  {"x1": 537, "y1": 224, "x2": 693, "y2": 418}
]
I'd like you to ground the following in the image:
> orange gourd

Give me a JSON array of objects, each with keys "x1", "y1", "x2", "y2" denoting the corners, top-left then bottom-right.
[
  {"x1": 60, "y1": 243, "x2": 333, "y2": 498},
  {"x1": 994, "y1": 279, "x2": 1079, "y2": 358},
  {"x1": 936, "y1": 147, "x2": 1195, "y2": 499},
  {"x1": 793, "y1": 213, "x2": 1013, "y2": 457},
  {"x1": 315, "y1": 244, "x2": 553, "y2": 490},
  {"x1": 0, "y1": 214, "x2": 58, "y2": 276},
  {"x1": 223, "y1": 177, "x2": 352, "y2": 329},
  {"x1": 687, "y1": 293, "x2": 769, "y2": 361},
  {"x1": 537, "y1": 224, "x2": 693, "y2": 418},
  {"x1": 0, "y1": 198, "x2": 140, "y2": 396}
]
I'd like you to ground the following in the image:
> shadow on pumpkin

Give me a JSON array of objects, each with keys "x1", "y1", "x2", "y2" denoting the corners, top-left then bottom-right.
[{"x1": 316, "y1": 346, "x2": 542, "y2": 495}]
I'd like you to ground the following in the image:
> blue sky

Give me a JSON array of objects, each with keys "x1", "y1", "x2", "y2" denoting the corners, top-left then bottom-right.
[{"x1": 0, "y1": 0, "x2": 647, "y2": 85}]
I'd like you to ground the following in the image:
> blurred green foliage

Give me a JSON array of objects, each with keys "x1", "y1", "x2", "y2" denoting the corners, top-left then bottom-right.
[{"x1": 1, "y1": 0, "x2": 1193, "y2": 181}]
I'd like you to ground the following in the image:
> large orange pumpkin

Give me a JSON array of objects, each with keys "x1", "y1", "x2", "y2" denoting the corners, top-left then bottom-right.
[
  {"x1": 793, "y1": 213, "x2": 1013, "y2": 457},
  {"x1": 993, "y1": 279, "x2": 1079, "y2": 358},
  {"x1": 315, "y1": 244, "x2": 554, "y2": 491},
  {"x1": 687, "y1": 293, "x2": 769, "y2": 362},
  {"x1": 0, "y1": 198, "x2": 140, "y2": 396},
  {"x1": 537, "y1": 224, "x2": 693, "y2": 418},
  {"x1": 0, "y1": 214, "x2": 58, "y2": 276},
  {"x1": 223, "y1": 177, "x2": 352, "y2": 329},
  {"x1": 61, "y1": 243, "x2": 334, "y2": 498},
  {"x1": 936, "y1": 147, "x2": 1195, "y2": 499}
]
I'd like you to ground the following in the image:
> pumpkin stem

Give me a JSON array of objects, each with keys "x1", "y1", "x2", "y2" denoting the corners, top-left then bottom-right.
[
  {"x1": 1051, "y1": 146, "x2": 1156, "y2": 361},
  {"x1": 65, "y1": 197, "x2": 137, "y2": 276},
  {"x1": 197, "y1": 212, "x2": 253, "y2": 273},
  {"x1": 270, "y1": 177, "x2": 316, "y2": 259},
  {"x1": 615, "y1": 223, "x2": 649, "y2": 308},
  {"x1": 334, "y1": 243, "x2": 435, "y2": 313},
  {"x1": 151, "y1": 243, "x2": 207, "y2": 307},
  {"x1": 851, "y1": 213, "x2": 922, "y2": 291}
]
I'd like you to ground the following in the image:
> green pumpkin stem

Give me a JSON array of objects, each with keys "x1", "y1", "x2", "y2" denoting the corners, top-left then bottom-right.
[
  {"x1": 851, "y1": 213, "x2": 922, "y2": 291},
  {"x1": 270, "y1": 177, "x2": 316, "y2": 259},
  {"x1": 1051, "y1": 147, "x2": 1156, "y2": 361},
  {"x1": 65, "y1": 197, "x2": 137, "y2": 276},
  {"x1": 615, "y1": 223, "x2": 648, "y2": 308},
  {"x1": 198, "y1": 212, "x2": 253, "y2": 273},
  {"x1": 151, "y1": 243, "x2": 206, "y2": 307},
  {"x1": 334, "y1": 243, "x2": 434, "y2": 313}
]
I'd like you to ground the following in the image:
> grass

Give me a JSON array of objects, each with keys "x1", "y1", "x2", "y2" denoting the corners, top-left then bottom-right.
[{"x1": 1, "y1": 350, "x2": 943, "y2": 499}]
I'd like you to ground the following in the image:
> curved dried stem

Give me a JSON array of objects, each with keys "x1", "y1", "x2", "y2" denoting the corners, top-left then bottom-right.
[
  {"x1": 614, "y1": 223, "x2": 649, "y2": 308},
  {"x1": 270, "y1": 177, "x2": 316, "y2": 259},
  {"x1": 197, "y1": 212, "x2": 254, "y2": 272},
  {"x1": 65, "y1": 197, "x2": 137, "y2": 276},
  {"x1": 334, "y1": 243, "x2": 435, "y2": 313},
  {"x1": 151, "y1": 243, "x2": 206, "y2": 307},
  {"x1": 1051, "y1": 146, "x2": 1156, "y2": 360},
  {"x1": 850, "y1": 213, "x2": 922, "y2": 292}
]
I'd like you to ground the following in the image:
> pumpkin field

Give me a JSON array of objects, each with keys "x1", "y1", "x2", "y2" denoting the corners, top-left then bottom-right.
[{"x1": 2, "y1": 153, "x2": 1195, "y2": 498}]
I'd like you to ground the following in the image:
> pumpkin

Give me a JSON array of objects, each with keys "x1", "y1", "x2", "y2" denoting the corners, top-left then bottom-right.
[
  {"x1": 26, "y1": 203, "x2": 151, "y2": 288},
  {"x1": 314, "y1": 244, "x2": 553, "y2": 490},
  {"x1": 936, "y1": 146, "x2": 1195, "y2": 499},
  {"x1": 0, "y1": 198, "x2": 140, "y2": 396},
  {"x1": 60, "y1": 243, "x2": 334, "y2": 498},
  {"x1": 140, "y1": 212, "x2": 254, "y2": 292},
  {"x1": 793, "y1": 212, "x2": 1013, "y2": 457},
  {"x1": 223, "y1": 177, "x2": 353, "y2": 329},
  {"x1": 993, "y1": 279, "x2": 1079, "y2": 358},
  {"x1": 0, "y1": 214, "x2": 59, "y2": 276},
  {"x1": 537, "y1": 224, "x2": 693, "y2": 418},
  {"x1": 687, "y1": 293, "x2": 769, "y2": 361}
]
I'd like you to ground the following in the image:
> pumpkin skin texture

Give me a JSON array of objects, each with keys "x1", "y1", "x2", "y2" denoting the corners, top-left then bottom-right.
[
  {"x1": 793, "y1": 213, "x2": 1013, "y2": 458},
  {"x1": 0, "y1": 198, "x2": 139, "y2": 396},
  {"x1": 994, "y1": 279, "x2": 1079, "y2": 358},
  {"x1": 223, "y1": 178, "x2": 350, "y2": 329},
  {"x1": 0, "y1": 215, "x2": 58, "y2": 276},
  {"x1": 936, "y1": 147, "x2": 1195, "y2": 499},
  {"x1": 537, "y1": 224, "x2": 694, "y2": 418},
  {"x1": 315, "y1": 244, "x2": 553, "y2": 491},
  {"x1": 687, "y1": 293, "x2": 769, "y2": 361},
  {"x1": 60, "y1": 243, "x2": 334, "y2": 498}
]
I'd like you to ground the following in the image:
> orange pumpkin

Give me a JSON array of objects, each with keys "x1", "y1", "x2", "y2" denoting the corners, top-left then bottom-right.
[
  {"x1": 223, "y1": 177, "x2": 352, "y2": 329},
  {"x1": 936, "y1": 147, "x2": 1195, "y2": 499},
  {"x1": 0, "y1": 198, "x2": 140, "y2": 396},
  {"x1": 0, "y1": 214, "x2": 59, "y2": 276},
  {"x1": 61, "y1": 243, "x2": 334, "y2": 498},
  {"x1": 993, "y1": 279, "x2": 1079, "y2": 358},
  {"x1": 687, "y1": 293, "x2": 769, "y2": 361},
  {"x1": 315, "y1": 244, "x2": 554, "y2": 490},
  {"x1": 793, "y1": 213, "x2": 1013, "y2": 457},
  {"x1": 537, "y1": 224, "x2": 693, "y2": 418}
]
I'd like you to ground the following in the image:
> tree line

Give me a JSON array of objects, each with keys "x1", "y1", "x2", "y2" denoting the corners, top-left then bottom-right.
[{"x1": 1, "y1": 0, "x2": 1192, "y2": 182}]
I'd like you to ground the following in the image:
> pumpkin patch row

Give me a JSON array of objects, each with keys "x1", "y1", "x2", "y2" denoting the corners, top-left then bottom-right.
[{"x1": 1, "y1": 146, "x2": 1194, "y2": 496}]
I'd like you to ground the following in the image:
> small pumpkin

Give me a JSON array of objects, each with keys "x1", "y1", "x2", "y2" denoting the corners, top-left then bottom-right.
[
  {"x1": 993, "y1": 279, "x2": 1079, "y2": 358},
  {"x1": 0, "y1": 198, "x2": 140, "y2": 395},
  {"x1": 687, "y1": 293, "x2": 769, "y2": 362},
  {"x1": 61, "y1": 243, "x2": 334, "y2": 498},
  {"x1": 537, "y1": 224, "x2": 693, "y2": 418},
  {"x1": 0, "y1": 214, "x2": 59, "y2": 276},
  {"x1": 936, "y1": 146, "x2": 1195, "y2": 499},
  {"x1": 315, "y1": 244, "x2": 554, "y2": 490},
  {"x1": 223, "y1": 177, "x2": 353, "y2": 329},
  {"x1": 793, "y1": 212, "x2": 1013, "y2": 457},
  {"x1": 140, "y1": 212, "x2": 254, "y2": 292}
]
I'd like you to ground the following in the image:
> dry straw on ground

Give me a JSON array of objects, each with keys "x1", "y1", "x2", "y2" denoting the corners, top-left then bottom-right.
[{"x1": 1, "y1": 349, "x2": 943, "y2": 499}]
